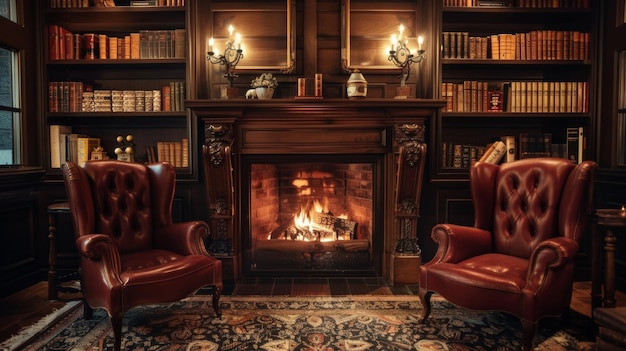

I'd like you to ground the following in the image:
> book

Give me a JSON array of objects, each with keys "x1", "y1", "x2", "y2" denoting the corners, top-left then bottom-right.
[
  {"x1": 76, "y1": 137, "x2": 101, "y2": 167},
  {"x1": 480, "y1": 141, "x2": 506, "y2": 164},
  {"x1": 501, "y1": 135, "x2": 516, "y2": 163},
  {"x1": 566, "y1": 127, "x2": 584, "y2": 164},
  {"x1": 50, "y1": 125, "x2": 72, "y2": 168}
]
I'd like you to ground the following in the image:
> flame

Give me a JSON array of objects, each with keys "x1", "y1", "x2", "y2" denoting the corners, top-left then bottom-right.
[{"x1": 292, "y1": 199, "x2": 343, "y2": 242}]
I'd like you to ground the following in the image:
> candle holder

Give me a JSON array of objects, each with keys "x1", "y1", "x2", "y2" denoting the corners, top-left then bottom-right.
[
  {"x1": 388, "y1": 28, "x2": 426, "y2": 98},
  {"x1": 207, "y1": 27, "x2": 243, "y2": 89}
]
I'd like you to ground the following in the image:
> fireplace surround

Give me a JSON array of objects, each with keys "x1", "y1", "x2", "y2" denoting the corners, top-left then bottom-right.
[{"x1": 188, "y1": 99, "x2": 445, "y2": 282}]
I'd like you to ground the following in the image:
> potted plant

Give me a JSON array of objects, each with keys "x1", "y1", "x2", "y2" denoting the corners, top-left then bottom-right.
[{"x1": 251, "y1": 73, "x2": 278, "y2": 99}]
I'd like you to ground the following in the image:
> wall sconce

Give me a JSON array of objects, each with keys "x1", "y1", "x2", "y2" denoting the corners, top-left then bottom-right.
[
  {"x1": 388, "y1": 24, "x2": 426, "y2": 98},
  {"x1": 207, "y1": 25, "x2": 244, "y2": 88}
]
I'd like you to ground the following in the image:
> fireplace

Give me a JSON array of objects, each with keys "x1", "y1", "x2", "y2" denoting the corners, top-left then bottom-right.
[
  {"x1": 243, "y1": 156, "x2": 380, "y2": 274},
  {"x1": 190, "y1": 99, "x2": 445, "y2": 282}
]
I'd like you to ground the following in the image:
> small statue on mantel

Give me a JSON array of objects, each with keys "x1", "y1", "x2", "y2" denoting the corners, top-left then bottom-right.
[{"x1": 114, "y1": 134, "x2": 135, "y2": 162}]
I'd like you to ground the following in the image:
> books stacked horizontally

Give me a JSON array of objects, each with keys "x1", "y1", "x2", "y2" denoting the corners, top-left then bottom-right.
[
  {"x1": 48, "y1": 25, "x2": 186, "y2": 60},
  {"x1": 49, "y1": 81, "x2": 185, "y2": 112},
  {"x1": 48, "y1": 0, "x2": 184, "y2": 8}
]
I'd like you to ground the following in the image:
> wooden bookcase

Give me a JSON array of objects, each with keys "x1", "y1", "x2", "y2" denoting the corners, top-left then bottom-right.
[
  {"x1": 41, "y1": 3, "x2": 194, "y2": 179},
  {"x1": 436, "y1": 3, "x2": 597, "y2": 179}
]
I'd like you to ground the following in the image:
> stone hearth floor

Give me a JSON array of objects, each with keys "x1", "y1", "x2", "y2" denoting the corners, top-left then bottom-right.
[{"x1": 225, "y1": 277, "x2": 419, "y2": 296}]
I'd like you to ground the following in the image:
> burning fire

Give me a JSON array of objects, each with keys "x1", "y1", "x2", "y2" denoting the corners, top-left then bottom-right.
[{"x1": 281, "y1": 199, "x2": 352, "y2": 242}]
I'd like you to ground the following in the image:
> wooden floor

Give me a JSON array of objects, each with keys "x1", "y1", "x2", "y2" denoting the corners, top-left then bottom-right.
[{"x1": 0, "y1": 279, "x2": 623, "y2": 343}]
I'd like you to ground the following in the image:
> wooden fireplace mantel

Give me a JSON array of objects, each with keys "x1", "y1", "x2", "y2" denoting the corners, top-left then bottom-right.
[{"x1": 188, "y1": 98, "x2": 446, "y2": 283}]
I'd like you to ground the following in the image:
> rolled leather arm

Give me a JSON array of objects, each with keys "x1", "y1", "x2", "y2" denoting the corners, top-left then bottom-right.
[
  {"x1": 430, "y1": 224, "x2": 492, "y2": 264},
  {"x1": 525, "y1": 236, "x2": 579, "y2": 290},
  {"x1": 154, "y1": 221, "x2": 211, "y2": 256},
  {"x1": 76, "y1": 234, "x2": 122, "y2": 267}
]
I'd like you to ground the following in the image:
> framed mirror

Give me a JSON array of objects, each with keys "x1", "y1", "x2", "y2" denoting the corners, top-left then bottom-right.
[
  {"x1": 208, "y1": 0, "x2": 295, "y2": 73},
  {"x1": 341, "y1": 0, "x2": 420, "y2": 73}
]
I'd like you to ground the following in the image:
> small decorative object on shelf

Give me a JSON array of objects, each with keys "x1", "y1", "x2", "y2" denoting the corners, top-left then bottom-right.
[
  {"x1": 90, "y1": 146, "x2": 109, "y2": 161},
  {"x1": 346, "y1": 69, "x2": 367, "y2": 98},
  {"x1": 114, "y1": 135, "x2": 135, "y2": 162},
  {"x1": 250, "y1": 73, "x2": 278, "y2": 100},
  {"x1": 207, "y1": 25, "x2": 243, "y2": 99},
  {"x1": 388, "y1": 24, "x2": 426, "y2": 99}
]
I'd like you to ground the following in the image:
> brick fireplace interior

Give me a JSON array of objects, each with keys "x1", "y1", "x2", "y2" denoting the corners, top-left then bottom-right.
[{"x1": 243, "y1": 156, "x2": 380, "y2": 275}]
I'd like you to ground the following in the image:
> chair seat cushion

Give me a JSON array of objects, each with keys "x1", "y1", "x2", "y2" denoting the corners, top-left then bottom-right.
[
  {"x1": 425, "y1": 253, "x2": 529, "y2": 311},
  {"x1": 120, "y1": 249, "x2": 215, "y2": 286}
]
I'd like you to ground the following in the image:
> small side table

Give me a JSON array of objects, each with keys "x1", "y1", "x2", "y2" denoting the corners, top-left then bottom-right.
[
  {"x1": 592, "y1": 208, "x2": 626, "y2": 309},
  {"x1": 48, "y1": 202, "x2": 80, "y2": 300}
]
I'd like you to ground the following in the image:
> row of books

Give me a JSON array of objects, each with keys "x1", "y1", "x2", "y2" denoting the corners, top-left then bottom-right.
[
  {"x1": 48, "y1": 0, "x2": 184, "y2": 8},
  {"x1": 442, "y1": 128, "x2": 584, "y2": 169},
  {"x1": 441, "y1": 81, "x2": 588, "y2": 113},
  {"x1": 146, "y1": 139, "x2": 189, "y2": 168},
  {"x1": 49, "y1": 125, "x2": 190, "y2": 168},
  {"x1": 442, "y1": 31, "x2": 589, "y2": 61},
  {"x1": 48, "y1": 81, "x2": 186, "y2": 112},
  {"x1": 48, "y1": 25, "x2": 186, "y2": 60},
  {"x1": 49, "y1": 126, "x2": 101, "y2": 168},
  {"x1": 443, "y1": 0, "x2": 590, "y2": 7}
]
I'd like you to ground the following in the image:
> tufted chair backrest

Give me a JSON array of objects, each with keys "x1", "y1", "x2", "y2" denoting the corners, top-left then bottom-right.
[
  {"x1": 470, "y1": 158, "x2": 596, "y2": 259},
  {"x1": 62, "y1": 160, "x2": 176, "y2": 254}
]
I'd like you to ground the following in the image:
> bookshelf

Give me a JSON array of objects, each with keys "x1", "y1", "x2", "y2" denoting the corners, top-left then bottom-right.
[
  {"x1": 41, "y1": 2, "x2": 193, "y2": 178},
  {"x1": 436, "y1": 3, "x2": 597, "y2": 178}
]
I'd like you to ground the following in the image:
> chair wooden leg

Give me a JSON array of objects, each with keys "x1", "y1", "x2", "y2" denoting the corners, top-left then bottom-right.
[
  {"x1": 521, "y1": 319, "x2": 536, "y2": 351},
  {"x1": 83, "y1": 301, "x2": 93, "y2": 319},
  {"x1": 111, "y1": 314, "x2": 123, "y2": 351},
  {"x1": 212, "y1": 285, "x2": 222, "y2": 318},
  {"x1": 419, "y1": 290, "x2": 433, "y2": 322}
]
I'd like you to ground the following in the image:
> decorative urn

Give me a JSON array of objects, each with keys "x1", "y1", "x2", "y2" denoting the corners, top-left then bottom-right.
[{"x1": 346, "y1": 69, "x2": 367, "y2": 98}]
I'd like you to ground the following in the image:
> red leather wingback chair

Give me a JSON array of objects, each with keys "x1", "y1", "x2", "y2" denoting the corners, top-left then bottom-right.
[
  {"x1": 418, "y1": 158, "x2": 596, "y2": 351},
  {"x1": 62, "y1": 160, "x2": 223, "y2": 351}
]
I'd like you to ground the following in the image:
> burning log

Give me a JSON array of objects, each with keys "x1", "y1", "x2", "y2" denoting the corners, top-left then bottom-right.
[{"x1": 269, "y1": 213, "x2": 357, "y2": 241}]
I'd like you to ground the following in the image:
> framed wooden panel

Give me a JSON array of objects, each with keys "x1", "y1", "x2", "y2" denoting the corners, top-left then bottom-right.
[
  {"x1": 341, "y1": 0, "x2": 419, "y2": 72},
  {"x1": 208, "y1": 0, "x2": 296, "y2": 73}
]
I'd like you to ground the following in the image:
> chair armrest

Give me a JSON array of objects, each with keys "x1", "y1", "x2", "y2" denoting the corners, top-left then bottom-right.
[
  {"x1": 429, "y1": 224, "x2": 492, "y2": 264},
  {"x1": 525, "y1": 236, "x2": 579, "y2": 290},
  {"x1": 154, "y1": 221, "x2": 211, "y2": 256},
  {"x1": 76, "y1": 234, "x2": 121, "y2": 265}
]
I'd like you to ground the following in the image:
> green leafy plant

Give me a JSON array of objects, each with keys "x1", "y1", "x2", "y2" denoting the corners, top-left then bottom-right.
[{"x1": 251, "y1": 73, "x2": 278, "y2": 89}]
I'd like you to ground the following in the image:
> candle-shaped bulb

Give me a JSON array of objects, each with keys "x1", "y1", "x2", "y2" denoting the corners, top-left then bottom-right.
[
  {"x1": 228, "y1": 25, "x2": 234, "y2": 37},
  {"x1": 235, "y1": 33, "x2": 242, "y2": 50},
  {"x1": 391, "y1": 34, "x2": 397, "y2": 51},
  {"x1": 621, "y1": 205, "x2": 626, "y2": 217},
  {"x1": 208, "y1": 37, "x2": 214, "y2": 52},
  {"x1": 418, "y1": 36, "x2": 424, "y2": 50}
]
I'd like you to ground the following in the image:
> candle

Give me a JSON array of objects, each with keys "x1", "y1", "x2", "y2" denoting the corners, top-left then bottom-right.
[
  {"x1": 208, "y1": 37, "x2": 214, "y2": 52},
  {"x1": 620, "y1": 205, "x2": 626, "y2": 217},
  {"x1": 418, "y1": 36, "x2": 424, "y2": 50},
  {"x1": 390, "y1": 34, "x2": 397, "y2": 51},
  {"x1": 228, "y1": 25, "x2": 234, "y2": 37},
  {"x1": 235, "y1": 33, "x2": 242, "y2": 50}
]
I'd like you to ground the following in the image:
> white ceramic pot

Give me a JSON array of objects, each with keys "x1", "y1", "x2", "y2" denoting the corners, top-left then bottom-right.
[
  {"x1": 347, "y1": 70, "x2": 367, "y2": 98},
  {"x1": 255, "y1": 87, "x2": 275, "y2": 99}
]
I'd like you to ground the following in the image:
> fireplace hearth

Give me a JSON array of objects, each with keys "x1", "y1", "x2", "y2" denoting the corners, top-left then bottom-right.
[{"x1": 190, "y1": 99, "x2": 445, "y2": 282}]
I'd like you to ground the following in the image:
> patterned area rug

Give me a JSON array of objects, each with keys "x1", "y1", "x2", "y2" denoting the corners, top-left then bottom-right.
[{"x1": 8, "y1": 295, "x2": 595, "y2": 351}]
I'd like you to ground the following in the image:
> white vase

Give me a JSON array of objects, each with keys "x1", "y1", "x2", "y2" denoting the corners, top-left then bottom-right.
[
  {"x1": 255, "y1": 87, "x2": 275, "y2": 99},
  {"x1": 347, "y1": 69, "x2": 367, "y2": 98}
]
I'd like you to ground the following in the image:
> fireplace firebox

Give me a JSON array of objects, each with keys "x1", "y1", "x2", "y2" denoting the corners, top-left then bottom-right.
[
  {"x1": 243, "y1": 157, "x2": 380, "y2": 274},
  {"x1": 190, "y1": 99, "x2": 445, "y2": 282}
]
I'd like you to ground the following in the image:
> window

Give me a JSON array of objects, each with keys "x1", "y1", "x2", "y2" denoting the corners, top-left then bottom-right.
[{"x1": 0, "y1": 0, "x2": 20, "y2": 166}]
